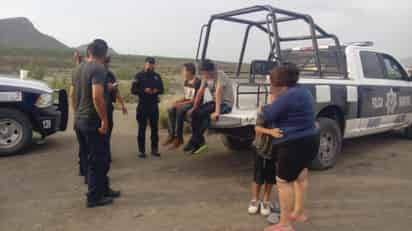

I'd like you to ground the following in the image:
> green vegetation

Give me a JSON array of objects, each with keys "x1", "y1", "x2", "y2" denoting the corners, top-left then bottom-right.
[
  {"x1": 0, "y1": 48, "x2": 246, "y2": 103},
  {"x1": 0, "y1": 48, "x2": 246, "y2": 132}
]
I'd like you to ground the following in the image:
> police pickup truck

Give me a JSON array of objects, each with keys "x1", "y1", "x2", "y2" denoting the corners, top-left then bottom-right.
[
  {"x1": 0, "y1": 75, "x2": 68, "y2": 156},
  {"x1": 196, "y1": 5, "x2": 412, "y2": 169}
]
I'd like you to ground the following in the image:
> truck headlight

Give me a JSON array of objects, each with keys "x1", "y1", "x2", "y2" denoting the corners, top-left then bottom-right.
[{"x1": 35, "y1": 93, "x2": 53, "y2": 108}]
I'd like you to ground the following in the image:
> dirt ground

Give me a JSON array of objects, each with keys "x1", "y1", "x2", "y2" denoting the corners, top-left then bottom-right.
[{"x1": 1, "y1": 110, "x2": 412, "y2": 231}]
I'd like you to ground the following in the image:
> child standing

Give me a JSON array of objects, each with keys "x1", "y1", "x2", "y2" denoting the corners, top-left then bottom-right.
[{"x1": 248, "y1": 83, "x2": 285, "y2": 217}]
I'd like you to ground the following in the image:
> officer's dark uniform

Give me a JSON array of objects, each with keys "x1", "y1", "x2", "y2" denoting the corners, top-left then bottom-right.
[
  {"x1": 106, "y1": 70, "x2": 117, "y2": 161},
  {"x1": 131, "y1": 66, "x2": 164, "y2": 156}
]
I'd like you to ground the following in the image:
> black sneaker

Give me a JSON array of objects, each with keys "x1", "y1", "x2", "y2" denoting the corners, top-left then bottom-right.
[
  {"x1": 87, "y1": 197, "x2": 113, "y2": 208},
  {"x1": 191, "y1": 143, "x2": 208, "y2": 155},
  {"x1": 183, "y1": 142, "x2": 195, "y2": 153},
  {"x1": 152, "y1": 152, "x2": 161, "y2": 158},
  {"x1": 104, "y1": 189, "x2": 121, "y2": 198},
  {"x1": 138, "y1": 153, "x2": 146, "y2": 159}
]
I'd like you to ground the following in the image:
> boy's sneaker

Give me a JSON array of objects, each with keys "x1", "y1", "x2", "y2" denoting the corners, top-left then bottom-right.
[
  {"x1": 271, "y1": 202, "x2": 280, "y2": 213},
  {"x1": 248, "y1": 200, "x2": 260, "y2": 214},
  {"x1": 87, "y1": 197, "x2": 113, "y2": 208},
  {"x1": 260, "y1": 201, "x2": 272, "y2": 216},
  {"x1": 163, "y1": 136, "x2": 175, "y2": 146},
  {"x1": 183, "y1": 142, "x2": 196, "y2": 153},
  {"x1": 138, "y1": 153, "x2": 147, "y2": 159},
  {"x1": 192, "y1": 143, "x2": 208, "y2": 155},
  {"x1": 170, "y1": 138, "x2": 184, "y2": 149}
]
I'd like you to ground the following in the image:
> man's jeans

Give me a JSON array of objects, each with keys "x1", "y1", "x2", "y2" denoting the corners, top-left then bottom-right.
[
  {"x1": 189, "y1": 102, "x2": 231, "y2": 147},
  {"x1": 76, "y1": 119, "x2": 110, "y2": 203},
  {"x1": 168, "y1": 103, "x2": 193, "y2": 140}
]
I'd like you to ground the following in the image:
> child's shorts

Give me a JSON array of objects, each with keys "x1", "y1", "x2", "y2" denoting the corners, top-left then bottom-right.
[{"x1": 253, "y1": 154, "x2": 277, "y2": 185}]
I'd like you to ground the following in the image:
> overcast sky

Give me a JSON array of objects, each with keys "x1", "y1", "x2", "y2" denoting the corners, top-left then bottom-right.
[{"x1": 1, "y1": 0, "x2": 411, "y2": 61}]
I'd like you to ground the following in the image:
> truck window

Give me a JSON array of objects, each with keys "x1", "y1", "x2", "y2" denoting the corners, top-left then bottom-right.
[
  {"x1": 360, "y1": 51, "x2": 385, "y2": 79},
  {"x1": 381, "y1": 54, "x2": 408, "y2": 80}
]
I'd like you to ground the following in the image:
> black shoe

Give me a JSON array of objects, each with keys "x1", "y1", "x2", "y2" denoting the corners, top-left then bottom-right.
[
  {"x1": 191, "y1": 143, "x2": 208, "y2": 155},
  {"x1": 138, "y1": 153, "x2": 146, "y2": 159},
  {"x1": 183, "y1": 142, "x2": 195, "y2": 153},
  {"x1": 152, "y1": 152, "x2": 161, "y2": 158},
  {"x1": 87, "y1": 197, "x2": 113, "y2": 208},
  {"x1": 104, "y1": 189, "x2": 121, "y2": 198}
]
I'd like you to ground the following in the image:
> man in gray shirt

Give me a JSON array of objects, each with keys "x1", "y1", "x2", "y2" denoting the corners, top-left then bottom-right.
[
  {"x1": 184, "y1": 59, "x2": 234, "y2": 155},
  {"x1": 70, "y1": 39, "x2": 119, "y2": 208}
]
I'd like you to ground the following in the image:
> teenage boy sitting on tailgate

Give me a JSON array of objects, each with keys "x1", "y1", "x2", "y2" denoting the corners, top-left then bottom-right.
[
  {"x1": 184, "y1": 59, "x2": 234, "y2": 155},
  {"x1": 164, "y1": 63, "x2": 202, "y2": 149}
]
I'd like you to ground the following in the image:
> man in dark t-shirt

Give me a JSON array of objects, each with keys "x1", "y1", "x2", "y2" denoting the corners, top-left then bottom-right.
[
  {"x1": 70, "y1": 39, "x2": 119, "y2": 208},
  {"x1": 164, "y1": 63, "x2": 201, "y2": 149},
  {"x1": 104, "y1": 57, "x2": 127, "y2": 162}
]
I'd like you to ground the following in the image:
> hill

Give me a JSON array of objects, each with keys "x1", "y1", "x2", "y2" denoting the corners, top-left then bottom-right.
[
  {"x1": 0, "y1": 17, "x2": 69, "y2": 50},
  {"x1": 401, "y1": 57, "x2": 412, "y2": 67}
]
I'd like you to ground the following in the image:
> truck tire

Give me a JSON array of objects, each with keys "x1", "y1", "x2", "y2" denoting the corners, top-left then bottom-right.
[
  {"x1": 222, "y1": 135, "x2": 254, "y2": 151},
  {"x1": 310, "y1": 118, "x2": 342, "y2": 170},
  {"x1": 0, "y1": 108, "x2": 33, "y2": 156}
]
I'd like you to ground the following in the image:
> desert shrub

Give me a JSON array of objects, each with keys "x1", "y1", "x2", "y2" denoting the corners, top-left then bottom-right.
[
  {"x1": 24, "y1": 62, "x2": 47, "y2": 81},
  {"x1": 117, "y1": 81, "x2": 136, "y2": 104},
  {"x1": 114, "y1": 66, "x2": 136, "y2": 81}
]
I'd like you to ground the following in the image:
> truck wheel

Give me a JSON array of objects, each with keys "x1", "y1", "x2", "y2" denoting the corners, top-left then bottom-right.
[
  {"x1": 0, "y1": 108, "x2": 32, "y2": 156},
  {"x1": 310, "y1": 118, "x2": 342, "y2": 170},
  {"x1": 222, "y1": 135, "x2": 254, "y2": 151}
]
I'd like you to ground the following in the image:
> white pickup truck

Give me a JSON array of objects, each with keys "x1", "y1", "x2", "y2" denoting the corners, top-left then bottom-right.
[{"x1": 196, "y1": 5, "x2": 412, "y2": 169}]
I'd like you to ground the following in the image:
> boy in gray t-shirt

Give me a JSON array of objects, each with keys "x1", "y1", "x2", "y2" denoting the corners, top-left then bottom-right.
[{"x1": 184, "y1": 59, "x2": 234, "y2": 155}]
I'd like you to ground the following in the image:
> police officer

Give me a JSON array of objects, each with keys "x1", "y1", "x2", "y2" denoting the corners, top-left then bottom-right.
[{"x1": 131, "y1": 57, "x2": 164, "y2": 159}]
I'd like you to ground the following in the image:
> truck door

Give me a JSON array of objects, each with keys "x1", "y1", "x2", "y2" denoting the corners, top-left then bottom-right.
[
  {"x1": 380, "y1": 53, "x2": 412, "y2": 127},
  {"x1": 358, "y1": 51, "x2": 408, "y2": 134}
]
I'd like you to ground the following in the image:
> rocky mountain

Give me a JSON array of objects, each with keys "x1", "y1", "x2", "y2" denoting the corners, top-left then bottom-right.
[{"x1": 0, "y1": 17, "x2": 69, "y2": 50}]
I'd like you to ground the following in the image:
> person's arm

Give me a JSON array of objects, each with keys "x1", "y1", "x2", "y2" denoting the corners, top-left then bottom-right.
[
  {"x1": 69, "y1": 85, "x2": 76, "y2": 113},
  {"x1": 262, "y1": 94, "x2": 289, "y2": 124},
  {"x1": 92, "y1": 84, "x2": 108, "y2": 134},
  {"x1": 115, "y1": 93, "x2": 128, "y2": 114},
  {"x1": 255, "y1": 125, "x2": 283, "y2": 138},
  {"x1": 91, "y1": 67, "x2": 109, "y2": 134},
  {"x1": 192, "y1": 85, "x2": 206, "y2": 110},
  {"x1": 214, "y1": 85, "x2": 223, "y2": 114}
]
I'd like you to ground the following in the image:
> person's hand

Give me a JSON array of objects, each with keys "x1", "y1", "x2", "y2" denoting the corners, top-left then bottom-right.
[
  {"x1": 121, "y1": 106, "x2": 128, "y2": 115},
  {"x1": 144, "y1": 88, "x2": 152, "y2": 94},
  {"x1": 187, "y1": 108, "x2": 195, "y2": 117},
  {"x1": 269, "y1": 128, "x2": 283, "y2": 138},
  {"x1": 98, "y1": 121, "x2": 108, "y2": 135},
  {"x1": 210, "y1": 112, "x2": 220, "y2": 121},
  {"x1": 107, "y1": 83, "x2": 115, "y2": 92},
  {"x1": 152, "y1": 88, "x2": 159, "y2": 94},
  {"x1": 173, "y1": 101, "x2": 181, "y2": 108}
]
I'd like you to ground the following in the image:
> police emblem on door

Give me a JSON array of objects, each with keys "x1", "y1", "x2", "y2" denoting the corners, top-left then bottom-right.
[{"x1": 385, "y1": 88, "x2": 397, "y2": 114}]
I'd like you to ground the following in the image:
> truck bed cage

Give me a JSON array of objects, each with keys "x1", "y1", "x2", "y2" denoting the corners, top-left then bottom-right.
[{"x1": 196, "y1": 5, "x2": 346, "y2": 79}]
